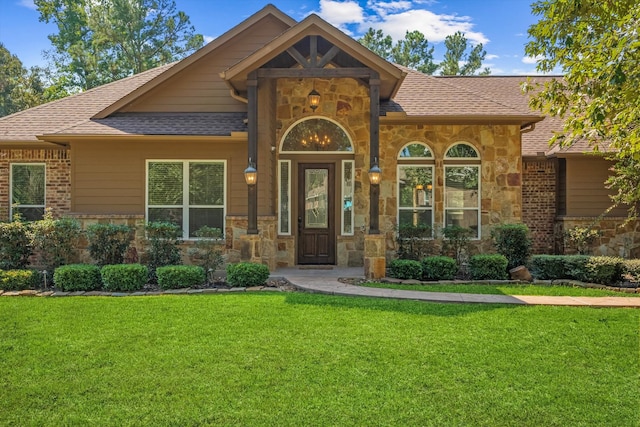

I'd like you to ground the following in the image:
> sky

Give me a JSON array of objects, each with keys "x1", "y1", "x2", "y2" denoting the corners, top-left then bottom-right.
[{"x1": 0, "y1": 0, "x2": 546, "y2": 75}]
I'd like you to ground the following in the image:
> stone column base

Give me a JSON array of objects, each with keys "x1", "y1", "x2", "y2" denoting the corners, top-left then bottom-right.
[{"x1": 364, "y1": 234, "x2": 386, "y2": 279}]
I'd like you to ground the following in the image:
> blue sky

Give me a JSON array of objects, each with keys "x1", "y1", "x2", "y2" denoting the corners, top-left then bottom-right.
[{"x1": 0, "y1": 0, "x2": 545, "y2": 75}]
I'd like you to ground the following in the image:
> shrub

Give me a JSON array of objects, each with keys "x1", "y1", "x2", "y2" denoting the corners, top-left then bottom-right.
[
  {"x1": 421, "y1": 256, "x2": 457, "y2": 281},
  {"x1": 156, "y1": 265, "x2": 206, "y2": 290},
  {"x1": 145, "y1": 221, "x2": 182, "y2": 283},
  {"x1": 469, "y1": 254, "x2": 508, "y2": 280},
  {"x1": 187, "y1": 226, "x2": 224, "y2": 283},
  {"x1": 622, "y1": 259, "x2": 640, "y2": 284},
  {"x1": 101, "y1": 264, "x2": 148, "y2": 292},
  {"x1": 564, "y1": 226, "x2": 601, "y2": 255},
  {"x1": 31, "y1": 209, "x2": 81, "y2": 271},
  {"x1": 583, "y1": 256, "x2": 623, "y2": 285},
  {"x1": 396, "y1": 223, "x2": 434, "y2": 260},
  {"x1": 0, "y1": 218, "x2": 33, "y2": 270},
  {"x1": 442, "y1": 225, "x2": 473, "y2": 264},
  {"x1": 0, "y1": 269, "x2": 42, "y2": 291},
  {"x1": 86, "y1": 223, "x2": 133, "y2": 266},
  {"x1": 53, "y1": 264, "x2": 102, "y2": 292},
  {"x1": 388, "y1": 259, "x2": 423, "y2": 280},
  {"x1": 226, "y1": 262, "x2": 270, "y2": 287},
  {"x1": 491, "y1": 223, "x2": 531, "y2": 270},
  {"x1": 563, "y1": 255, "x2": 591, "y2": 282},
  {"x1": 530, "y1": 255, "x2": 566, "y2": 280}
]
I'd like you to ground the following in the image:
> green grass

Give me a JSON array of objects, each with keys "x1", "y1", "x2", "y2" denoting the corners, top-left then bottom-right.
[
  {"x1": 362, "y1": 281, "x2": 640, "y2": 297},
  {"x1": 1, "y1": 293, "x2": 638, "y2": 426}
]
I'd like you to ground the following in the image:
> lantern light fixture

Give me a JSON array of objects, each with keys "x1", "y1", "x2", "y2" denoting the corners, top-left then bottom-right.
[
  {"x1": 244, "y1": 158, "x2": 257, "y2": 186},
  {"x1": 368, "y1": 158, "x2": 382, "y2": 185}
]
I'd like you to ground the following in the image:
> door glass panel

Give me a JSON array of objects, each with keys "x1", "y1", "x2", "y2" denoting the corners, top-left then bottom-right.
[{"x1": 305, "y1": 169, "x2": 328, "y2": 229}]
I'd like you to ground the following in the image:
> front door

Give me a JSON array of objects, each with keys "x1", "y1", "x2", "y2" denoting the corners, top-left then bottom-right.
[{"x1": 297, "y1": 163, "x2": 335, "y2": 264}]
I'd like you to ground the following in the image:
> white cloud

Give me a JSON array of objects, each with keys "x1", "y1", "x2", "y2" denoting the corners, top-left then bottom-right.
[
  {"x1": 522, "y1": 55, "x2": 544, "y2": 64},
  {"x1": 318, "y1": 0, "x2": 365, "y2": 26},
  {"x1": 204, "y1": 35, "x2": 216, "y2": 44},
  {"x1": 367, "y1": 1, "x2": 413, "y2": 17},
  {"x1": 17, "y1": 0, "x2": 36, "y2": 10},
  {"x1": 485, "y1": 54, "x2": 499, "y2": 60}
]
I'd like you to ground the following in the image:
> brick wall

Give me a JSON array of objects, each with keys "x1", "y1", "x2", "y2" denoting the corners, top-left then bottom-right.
[
  {"x1": 522, "y1": 158, "x2": 556, "y2": 254},
  {"x1": 0, "y1": 149, "x2": 71, "y2": 221}
]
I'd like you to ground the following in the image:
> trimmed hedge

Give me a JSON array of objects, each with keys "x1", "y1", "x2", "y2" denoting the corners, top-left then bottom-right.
[
  {"x1": 623, "y1": 259, "x2": 640, "y2": 284},
  {"x1": 53, "y1": 264, "x2": 102, "y2": 292},
  {"x1": 388, "y1": 259, "x2": 422, "y2": 280},
  {"x1": 0, "y1": 269, "x2": 42, "y2": 291},
  {"x1": 530, "y1": 255, "x2": 566, "y2": 280},
  {"x1": 421, "y1": 256, "x2": 457, "y2": 281},
  {"x1": 226, "y1": 262, "x2": 270, "y2": 287},
  {"x1": 156, "y1": 265, "x2": 206, "y2": 290},
  {"x1": 584, "y1": 256, "x2": 623, "y2": 285},
  {"x1": 101, "y1": 264, "x2": 148, "y2": 292},
  {"x1": 469, "y1": 254, "x2": 508, "y2": 280},
  {"x1": 491, "y1": 223, "x2": 531, "y2": 270},
  {"x1": 530, "y1": 255, "x2": 624, "y2": 285}
]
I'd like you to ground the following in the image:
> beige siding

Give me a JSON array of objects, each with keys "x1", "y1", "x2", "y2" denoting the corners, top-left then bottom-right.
[
  {"x1": 123, "y1": 15, "x2": 290, "y2": 113},
  {"x1": 565, "y1": 156, "x2": 625, "y2": 217},
  {"x1": 70, "y1": 139, "x2": 249, "y2": 215}
]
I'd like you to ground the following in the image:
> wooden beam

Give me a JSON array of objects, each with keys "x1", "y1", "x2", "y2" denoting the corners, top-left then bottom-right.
[
  {"x1": 317, "y1": 45, "x2": 341, "y2": 68},
  {"x1": 286, "y1": 47, "x2": 309, "y2": 68},
  {"x1": 310, "y1": 35, "x2": 318, "y2": 67},
  {"x1": 256, "y1": 67, "x2": 374, "y2": 79},
  {"x1": 247, "y1": 71, "x2": 258, "y2": 235}
]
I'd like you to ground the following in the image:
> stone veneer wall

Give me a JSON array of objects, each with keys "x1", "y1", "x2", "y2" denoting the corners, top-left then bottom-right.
[
  {"x1": 0, "y1": 149, "x2": 71, "y2": 221},
  {"x1": 556, "y1": 217, "x2": 640, "y2": 258},
  {"x1": 522, "y1": 158, "x2": 557, "y2": 254}
]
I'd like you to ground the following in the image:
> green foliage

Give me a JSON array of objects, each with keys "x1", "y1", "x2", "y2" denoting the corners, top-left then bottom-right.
[
  {"x1": 530, "y1": 255, "x2": 566, "y2": 280},
  {"x1": 100, "y1": 264, "x2": 148, "y2": 292},
  {"x1": 388, "y1": 259, "x2": 423, "y2": 280},
  {"x1": 442, "y1": 225, "x2": 473, "y2": 264},
  {"x1": 226, "y1": 262, "x2": 270, "y2": 287},
  {"x1": 469, "y1": 255, "x2": 508, "y2": 280},
  {"x1": 583, "y1": 256, "x2": 623, "y2": 285},
  {"x1": 525, "y1": 0, "x2": 640, "y2": 218},
  {"x1": 31, "y1": 209, "x2": 81, "y2": 272},
  {"x1": 491, "y1": 223, "x2": 532, "y2": 270},
  {"x1": 562, "y1": 255, "x2": 591, "y2": 282},
  {"x1": 53, "y1": 264, "x2": 101, "y2": 291},
  {"x1": 564, "y1": 226, "x2": 601, "y2": 255},
  {"x1": 0, "y1": 43, "x2": 48, "y2": 117},
  {"x1": 145, "y1": 221, "x2": 182, "y2": 283},
  {"x1": 86, "y1": 223, "x2": 133, "y2": 266},
  {"x1": 440, "y1": 31, "x2": 490, "y2": 76},
  {"x1": 622, "y1": 259, "x2": 640, "y2": 284},
  {"x1": 421, "y1": 256, "x2": 458, "y2": 281},
  {"x1": 0, "y1": 269, "x2": 42, "y2": 291},
  {"x1": 396, "y1": 223, "x2": 434, "y2": 260},
  {"x1": 187, "y1": 226, "x2": 224, "y2": 283},
  {"x1": 0, "y1": 217, "x2": 33, "y2": 270},
  {"x1": 156, "y1": 265, "x2": 205, "y2": 290},
  {"x1": 531, "y1": 255, "x2": 621, "y2": 285}
]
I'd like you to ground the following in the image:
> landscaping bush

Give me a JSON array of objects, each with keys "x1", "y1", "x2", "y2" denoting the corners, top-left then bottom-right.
[
  {"x1": 53, "y1": 264, "x2": 102, "y2": 292},
  {"x1": 156, "y1": 265, "x2": 206, "y2": 290},
  {"x1": 564, "y1": 226, "x2": 601, "y2": 255},
  {"x1": 145, "y1": 221, "x2": 182, "y2": 283},
  {"x1": 442, "y1": 225, "x2": 473, "y2": 264},
  {"x1": 0, "y1": 218, "x2": 33, "y2": 270},
  {"x1": 421, "y1": 256, "x2": 457, "y2": 281},
  {"x1": 0, "y1": 269, "x2": 42, "y2": 291},
  {"x1": 187, "y1": 226, "x2": 224, "y2": 283},
  {"x1": 563, "y1": 255, "x2": 591, "y2": 282},
  {"x1": 469, "y1": 254, "x2": 508, "y2": 280},
  {"x1": 491, "y1": 223, "x2": 531, "y2": 270},
  {"x1": 622, "y1": 259, "x2": 640, "y2": 284},
  {"x1": 86, "y1": 223, "x2": 133, "y2": 266},
  {"x1": 31, "y1": 209, "x2": 81, "y2": 271},
  {"x1": 396, "y1": 223, "x2": 434, "y2": 260},
  {"x1": 101, "y1": 264, "x2": 148, "y2": 292},
  {"x1": 226, "y1": 262, "x2": 270, "y2": 287},
  {"x1": 388, "y1": 259, "x2": 423, "y2": 280},
  {"x1": 530, "y1": 255, "x2": 566, "y2": 280},
  {"x1": 583, "y1": 256, "x2": 623, "y2": 285}
]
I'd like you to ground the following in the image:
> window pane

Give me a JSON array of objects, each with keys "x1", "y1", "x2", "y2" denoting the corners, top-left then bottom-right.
[
  {"x1": 304, "y1": 169, "x2": 328, "y2": 229},
  {"x1": 399, "y1": 210, "x2": 432, "y2": 231},
  {"x1": 446, "y1": 144, "x2": 478, "y2": 158},
  {"x1": 12, "y1": 164, "x2": 45, "y2": 205},
  {"x1": 445, "y1": 210, "x2": 479, "y2": 238},
  {"x1": 148, "y1": 162, "x2": 183, "y2": 206},
  {"x1": 279, "y1": 161, "x2": 290, "y2": 234},
  {"x1": 399, "y1": 143, "x2": 432, "y2": 158},
  {"x1": 13, "y1": 207, "x2": 44, "y2": 222},
  {"x1": 189, "y1": 208, "x2": 224, "y2": 238},
  {"x1": 342, "y1": 161, "x2": 354, "y2": 234},
  {"x1": 445, "y1": 166, "x2": 478, "y2": 208},
  {"x1": 282, "y1": 118, "x2": 352, "y2": 151},
  {"x1": 189, "y1": 162, "x2": 224, "y2": 205},
  {"x1": 399, "y1": 166, "x2": 432, "y2": 208},
  {"x1": 148, "y1": 207, "x2": 183, "y2": 229}
]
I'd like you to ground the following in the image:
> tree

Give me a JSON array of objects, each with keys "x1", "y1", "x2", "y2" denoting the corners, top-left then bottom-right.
[
  {"x1": 440, "y1": 31, "x2": 490, "y2": 76},
  {"x1": 35, "y1": 0, "x2": 204, "y2": 92},
  {"x1": 0, "y1": 43, "x2": 48, "y2": 117},
  {"x1": 525, "y1": 0, "x2": 640, "y2": 217}
]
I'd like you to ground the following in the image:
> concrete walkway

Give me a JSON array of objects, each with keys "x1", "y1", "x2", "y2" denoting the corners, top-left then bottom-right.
[{"x1": 272, "y1": 267, "x2": 640, "y2": 308}]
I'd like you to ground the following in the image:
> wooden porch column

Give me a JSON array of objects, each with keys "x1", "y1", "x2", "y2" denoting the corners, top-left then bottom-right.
[
  {"x1": 369, "y1": 74, "x2": 380, "y2": 234},
  {"x1": 247, "y1": 71, "x2": 258, "y2": 235}
]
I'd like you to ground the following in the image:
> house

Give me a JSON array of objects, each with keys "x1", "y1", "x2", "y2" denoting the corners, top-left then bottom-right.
[{"x1": 1, "y1": 4, "x2": 636, "y2": 279}]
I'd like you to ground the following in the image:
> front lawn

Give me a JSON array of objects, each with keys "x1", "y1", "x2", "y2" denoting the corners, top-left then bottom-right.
[{"x1": 1, "y1": 293, "x2": 638, "y2": 426}]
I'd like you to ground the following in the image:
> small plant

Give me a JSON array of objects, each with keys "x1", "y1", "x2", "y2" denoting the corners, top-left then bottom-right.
[
  {"x1": 491, "y1": 223, "x2": 532, "y2": 270},
  {"x1": 53, "y1": 264, "x2": 102, "y2": 292},
  {"x1": 564, "y1": 226, "x2": 601, "y2": 255},
  {"x1": 145, "y1": 221, "x2": 182, "y2": 283},
  {"x1": 156, "y1": 265, "x2": 206, "y2": 290},
  {"x1": 469, "y1": 254, "x2": 508, "y2": 280},
  {"x1": 31, "y1": 209, "x2": 81, "y2": 271},
  {"x1": 0, "y1": 216, "x2": 33, "y2": 270},
  {"x1": 86, "y1": 223, "x2": 133, "y2": 266},
  {"x1": 396, "y1": 223, "x2": 434, "y2": 260},
  {"x1": 0, "y1": 269, "x2": 42, "y2": 291},
  {"x1": 101, "y1": 264, "x2": 148, "y2": 292},
  {"x1": 187, "y1": 226, "x2": 224, "y2": 283},
  {"x1": 226, "y1": 262, "x2": 270, "y2": 287},
  {"x1": 442, "y1": 225, "x2": 473, "y2": 264},
  {"x1": 421, "y1": 256, "x2": 457, "y2": 281},
  {"x1": 388, "y1": 259, "x2": 423, "y2": 280}
]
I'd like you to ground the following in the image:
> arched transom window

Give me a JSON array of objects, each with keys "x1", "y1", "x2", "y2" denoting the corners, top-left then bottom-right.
[{"x1": 281, "y1": 117, "x2": 353, "y2": 152}]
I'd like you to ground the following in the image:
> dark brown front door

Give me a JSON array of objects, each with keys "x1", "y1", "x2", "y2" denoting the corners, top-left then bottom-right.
[{"x1": 297, "y1": 163, "x2": 335, "y2": 264}]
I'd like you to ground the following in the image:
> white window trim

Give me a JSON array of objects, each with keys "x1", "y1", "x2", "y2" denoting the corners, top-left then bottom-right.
[
  {"x1": 397, "y1": 142, "x2": 434, "y2": 160},
  {"x1": 341, "y1": 160, "x2": 355, "y2": 236},
  {"x1": 397, "y1": 164, "x2": 434, "y2": 234},
  {"x1": 279, "y1": 115, "x2": 354, "y2": 154},
  {"x1": 145, "y1": 160, "x2": 226, "y2": 240},
  {"x1": 278, "y1": 160, "x2": 292, "y2": 236},
  {"x1": 10, "y1": 163, "x2": 46, "y2": 220},
  {"x1": 443, "y1": 164, "x2": 481, "y2": 240}
]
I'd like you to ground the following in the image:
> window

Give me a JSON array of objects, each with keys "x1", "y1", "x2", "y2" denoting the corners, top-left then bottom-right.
[
  {"x1": 398, "y1": 165, "x2": 434, "y2": 236},
  {"x1": 278, "y1": 160, "x2": 291, "y2": 235},
  {"x1": 342, "y1": 160, "x2": 354, "y2": 235},
  {"x1": 281, "y1": 117, "x2": 353, "y2": 152},
  {"x1": 11, "y1": 163, "x2": 45, "y2": 221},
  {"x1": 444, "y1": 143, "x2": 480, "y2": 238},
  {"x1": 147, "y1": 161, "x2": 225, "y2": 239}
]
